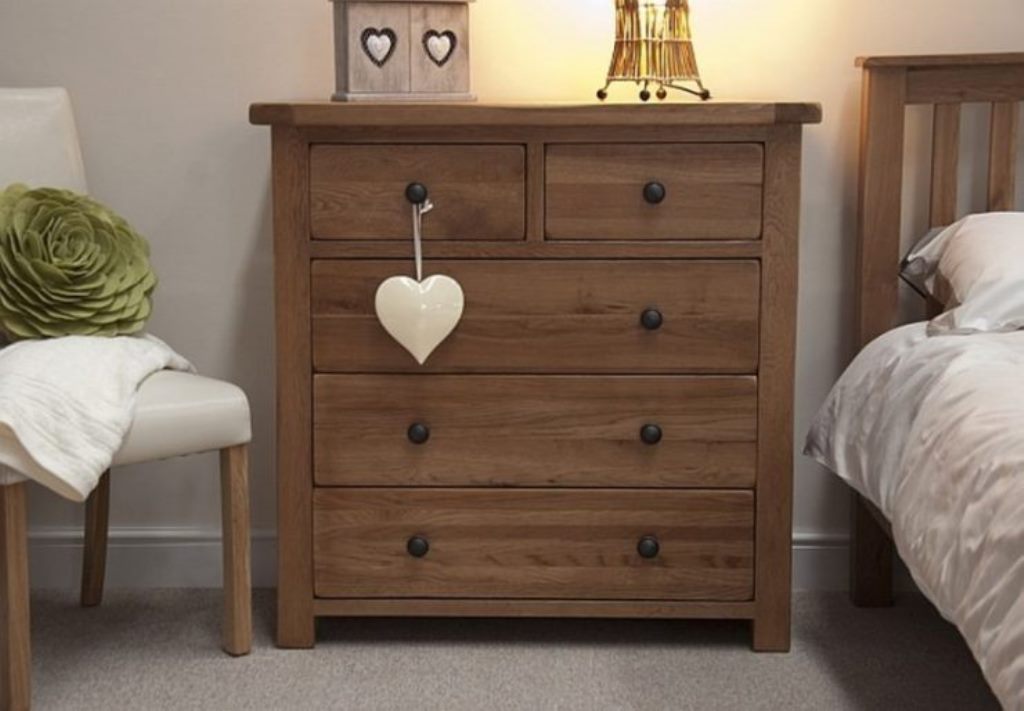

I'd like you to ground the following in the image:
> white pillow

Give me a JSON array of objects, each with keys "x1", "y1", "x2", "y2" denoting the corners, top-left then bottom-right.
[{"x1": 901, "y1": 212, "x2": 1024, "y2": 334}]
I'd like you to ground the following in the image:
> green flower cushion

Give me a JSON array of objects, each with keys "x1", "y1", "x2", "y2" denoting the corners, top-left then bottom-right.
[{"x1": 0, "y1": 184, "x2": 157, "y2": 340}]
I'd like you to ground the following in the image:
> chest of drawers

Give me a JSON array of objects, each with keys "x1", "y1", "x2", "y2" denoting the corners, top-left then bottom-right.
[{"x1": 250, "y1": 102, "x2": 820, "y2": 652}]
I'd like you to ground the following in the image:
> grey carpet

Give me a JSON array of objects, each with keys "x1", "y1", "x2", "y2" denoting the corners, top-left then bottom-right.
[{"x1": 28, "y1": 590, "x2": 998, "y2": 711}]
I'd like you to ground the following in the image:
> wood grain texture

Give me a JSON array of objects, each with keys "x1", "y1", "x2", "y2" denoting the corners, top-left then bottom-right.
[
  {"x1": 853, "y1": 65, "x2": 905, "y2": 611},
  {"x1": 252, "y1": 102, "x2": 812, "y2": 647},
  {"x1": 314, "y1": 375, "x2": 757, "y2": 488},
  {"x1": 930, "y1": 103, "x2": 961, "y2": 227},
  {"x1": 250, "y1": 102, "x2": 823, "y2": 128},
  {"x1": 906, "y1": 65, "x2": 1024, "y2": 104},
  {"x1": 752, "y1": 126, "x2": 801, "y2": 653},
  {"x1": 80, "y1": 470, "x2": 110, "y2": 608},
  {"x1": 410, "y1": 4, "x2": 470, "y2": 95},
  {"x1": 220, "y1": 445, "x2": 252, "y2": 656},
  {"x1": 271, "y1": 126, "x2": 316, "y2": 649},
  {"x1": 988, "y1": 101, "x2": 1020, "y2": 212},
  {"x1": 0, "y1": 484, "x2": 30, "y2": 711},
  {"x1": 310, "y1": 144, "x2": 525, "y2": 240},
  {"x1": 312, "y1": 259, "x2": 760, "y2": 374},
  {"x1": 856, "y1": 67, "x2": 907, "y2": 347},
  {"x1": 345, "y1": 3, "x2": 410, "y2": 95},
  {"x1": 313, "y1": 488, "x2": 754, "y2": 601},
  {"x1": 297, "y1": 123, "x2": 774, "y2": 146},
  {"x1": 546, "y1": 144, "x2": 764, "y2": 240},
  {"x1": 309, "y1": 240, "x2": 764, "y2": 260},
  {"x1": 858, "y1": 53, "x2": 1024, "y2": 68},
  {"x1": 525, "y1": 142, "x2": 545, "y2": 242},
  {"x1": 313, "y1": 598, "x2": 755, "y2": 619}
]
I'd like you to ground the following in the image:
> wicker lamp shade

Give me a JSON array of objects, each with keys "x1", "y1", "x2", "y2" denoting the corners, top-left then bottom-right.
[{"x1": 598, "y1": 0, "x2": 711, "y2": 102}]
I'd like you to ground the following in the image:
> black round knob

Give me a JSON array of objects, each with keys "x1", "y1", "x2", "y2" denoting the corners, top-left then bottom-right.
[
  {"x1": 637, "y1": 536, "x2": 660, "y2": 559},
  {"x1": 640, "y1": 308, "x2": 663, "y2": 331},
  {"x1": 407, "y1": 536, "x2": 430, "y2": 558},
  {"x1": 640, "y1": 424, "x2": 663, "y2": 445},
  {"x1": 643, "y1": 181, "x2": 666, "y2": 205},
  {"x1": 405, "y1": 182, "x2": 429, "y2": 204},
  {"x1": 407, "y1": 423, "x2": 430, "y2": 445}
]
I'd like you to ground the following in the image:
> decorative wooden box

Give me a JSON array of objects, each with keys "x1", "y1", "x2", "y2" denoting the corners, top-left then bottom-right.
[{"x1": 331, "y1": 0, "x2": 474, "y2": 102}]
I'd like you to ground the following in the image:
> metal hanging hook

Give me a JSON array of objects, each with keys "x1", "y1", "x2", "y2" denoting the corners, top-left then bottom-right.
[{"x1": 412, "y1": 199, "x2": 434, "y2": 282}]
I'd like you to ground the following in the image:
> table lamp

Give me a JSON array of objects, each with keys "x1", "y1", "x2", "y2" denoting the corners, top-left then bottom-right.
[{"x1": 597, "y1": 0, "x2": 711, "y2": 102}]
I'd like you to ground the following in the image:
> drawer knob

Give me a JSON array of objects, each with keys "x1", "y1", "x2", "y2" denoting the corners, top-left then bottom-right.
[
  {"x1": 640, "y1": 308, "x2": 663, "y2": 331},
  {"x1": 637, "y1": 536, "x2": 661, "y2": 559},
  {"x1": 405, "y1": 182, "x2": 429, "y2": 205},
  {"x1": 643, "y1": 181, "x2": 667, "y2": 205},
  {"x1": 407, "y1": 423, "x2": 431, "y2": 445},
  {"x1": 406, "y1": 536, "x2": 430, "y2": 558},
  {"x1": 640, "y1": 424, "x2": 663, "y2": 445}
]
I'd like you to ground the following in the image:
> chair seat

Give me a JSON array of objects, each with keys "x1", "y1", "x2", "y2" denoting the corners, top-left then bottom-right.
[{"x1": 112, "y1": 371, "x2": 251, "y2": 467}]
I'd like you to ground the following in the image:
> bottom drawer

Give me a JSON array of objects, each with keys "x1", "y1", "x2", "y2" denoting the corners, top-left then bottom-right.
[{"x1": 313, "y1": 488, "x2": 754, "y2": 601}]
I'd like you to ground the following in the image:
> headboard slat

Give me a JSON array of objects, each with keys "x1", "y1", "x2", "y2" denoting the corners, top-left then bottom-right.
[
  {"x1": 930, "y1": 103, "x2": 961, "y2": 227},
  {"x1": 856, "y1": 67, "x2": 907, "y2": 346},
  {"x1": 988, "y1": 101, "x2": 1020, "y2": 211}
]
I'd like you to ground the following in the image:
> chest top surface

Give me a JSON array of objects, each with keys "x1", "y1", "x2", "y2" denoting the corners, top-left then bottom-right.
[{"x1": 249, "y1": 101, "x2": 822, "y2": 128}]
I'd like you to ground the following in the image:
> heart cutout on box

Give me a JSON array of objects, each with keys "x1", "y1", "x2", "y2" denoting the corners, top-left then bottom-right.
[
  {"x1": 361, "y1": 27, "x2": 397, "y2": 67},
  {"x1": 423, "y1": 30, "x2": 457, "y2": 67},
  {"x1": 375, "y1": 274, "x2": 465, "y2": 365}
]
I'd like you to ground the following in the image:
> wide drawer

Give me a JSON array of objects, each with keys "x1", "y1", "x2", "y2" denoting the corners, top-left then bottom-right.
[
  {"x1": 309, "y1": 144, "x2": 526, "y2": 240},
  {"x1": 546, "y1": 143, "x2": 764, "y2": 240},
  {"x1": 311, "y1": 259, "x2": 760, "y2": 373},
  {"x1": 313, "y1": 488, "x2": 755, "y2": 600},
  {"x1": 314, "y1": 375, "x2": 757, "y2": 488}
]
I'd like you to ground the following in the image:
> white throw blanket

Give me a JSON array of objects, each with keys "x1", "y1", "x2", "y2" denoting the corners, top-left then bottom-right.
[{"x1": 0, "y1": 335, "x2": 192, "y2": 502}]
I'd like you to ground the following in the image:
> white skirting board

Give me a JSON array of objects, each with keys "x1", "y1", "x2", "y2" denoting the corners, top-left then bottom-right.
[{"x1": 24, "y1": 528, "x2": 915, "y2": 592}]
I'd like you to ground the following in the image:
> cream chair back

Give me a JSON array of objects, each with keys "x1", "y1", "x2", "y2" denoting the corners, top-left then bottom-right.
[{"x1": 0, "y1": 87, "x2": 88, "y2": 193}]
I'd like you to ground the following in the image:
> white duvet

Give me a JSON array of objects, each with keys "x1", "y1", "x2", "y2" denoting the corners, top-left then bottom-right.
[{"x1": 806, "y1": 322, "x2": 1024, "y2": 710}]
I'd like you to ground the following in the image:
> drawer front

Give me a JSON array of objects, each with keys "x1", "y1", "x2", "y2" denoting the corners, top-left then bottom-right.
[
  {"x1": 312, "y1": 259, "x2": 760, "y2": 373},
  {"x1": 315, "y1": 375, "x2": 757, "y2": 488},
  {"x1": 546, "y1": 143, "x2": 764, "y2": 240},
  {"x1": 310, "y1": 144, "x2": 526, "y2": 240},
  {"x1": 313, "y1": 489, "x2": 755, "y2": 601}
]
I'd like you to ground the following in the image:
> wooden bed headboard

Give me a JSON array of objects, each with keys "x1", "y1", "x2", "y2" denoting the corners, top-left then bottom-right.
[
  {"x1": 856, "y1": 53, "x2": 1024, "y2": 348},
  {"x1": 852, "y1": 53, "x2": 1024, "y2": 607}
]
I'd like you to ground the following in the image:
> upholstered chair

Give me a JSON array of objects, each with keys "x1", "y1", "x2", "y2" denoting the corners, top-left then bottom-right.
[{"x1": 0, "y1": 88, "x2": 252, "y2": 711}]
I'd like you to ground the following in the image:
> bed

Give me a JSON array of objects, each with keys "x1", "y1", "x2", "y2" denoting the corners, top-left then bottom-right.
[{"x1": 806, "y1": 53, "x2": 1024, "y2": 709}]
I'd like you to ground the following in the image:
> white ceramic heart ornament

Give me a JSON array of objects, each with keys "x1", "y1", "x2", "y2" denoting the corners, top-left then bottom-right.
[
  {"x1": 374, "y1": 199, "x2": 466, "y2": 365},
  {"x1": 375, "y1": 275, "x2": 464, "y2": 364}
]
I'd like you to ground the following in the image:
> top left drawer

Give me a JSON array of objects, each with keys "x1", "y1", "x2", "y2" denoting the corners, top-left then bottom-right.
[{"x1": 309, "y1": 144, "x2": 526, "y2": 240}]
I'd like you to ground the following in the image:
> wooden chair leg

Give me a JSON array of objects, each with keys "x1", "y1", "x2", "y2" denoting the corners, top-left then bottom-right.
[
  {"x1": 80, "y1": 471, "x2": 110, "y2": 608},
  {"x1": 1, "y1": 483, "x2": 31, "y2": 711},
  {"x1": 220, "y1": 444, "x2": 252, "y2": 656},
  {"x1": 850, "y1": 492, "x2": 894, "y2": 607}
]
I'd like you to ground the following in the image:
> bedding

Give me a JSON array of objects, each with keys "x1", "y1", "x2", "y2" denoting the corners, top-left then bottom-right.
[
  {"x1": 806, "y1": 322, "x2": 1024, "y2": 709},
  {"x1": 902, "y1": 211, "x2": 1024, "y2": 334}
]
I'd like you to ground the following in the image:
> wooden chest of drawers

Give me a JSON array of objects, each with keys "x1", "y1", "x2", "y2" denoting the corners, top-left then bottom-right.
[{"x1": 250, "y1": 102, "x2": 820, "y2": 652}]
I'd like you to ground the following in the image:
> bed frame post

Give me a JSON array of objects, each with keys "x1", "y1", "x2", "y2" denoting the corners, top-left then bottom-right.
[{"x1": 852, "y1": 63, "x2": 908, "y2": 607}]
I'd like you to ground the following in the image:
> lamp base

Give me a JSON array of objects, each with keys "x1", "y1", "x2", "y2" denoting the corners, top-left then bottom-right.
[{"x1": 596, "y1": 79, "x2": 711, "y2": 103}]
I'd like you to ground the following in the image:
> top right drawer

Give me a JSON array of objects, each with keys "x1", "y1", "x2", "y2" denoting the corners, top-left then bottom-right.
[{"x1": 545, "y1": 143, "x2": 764, "y2": 240}]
